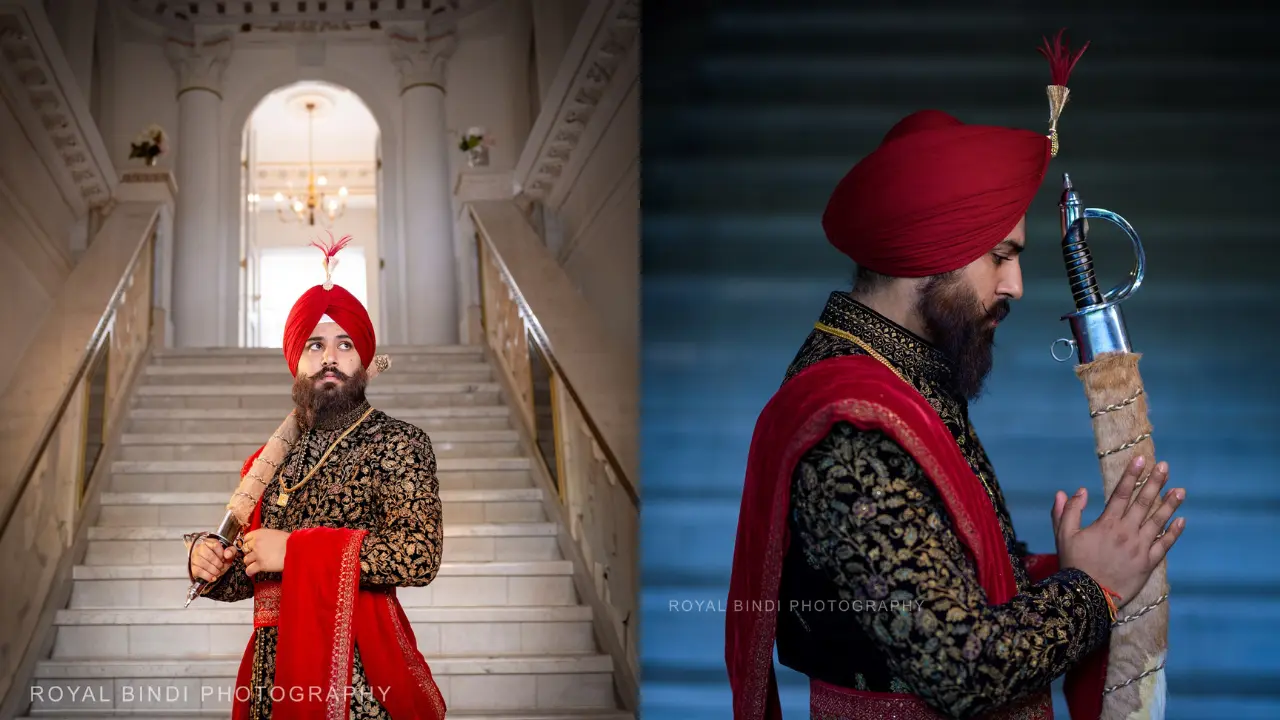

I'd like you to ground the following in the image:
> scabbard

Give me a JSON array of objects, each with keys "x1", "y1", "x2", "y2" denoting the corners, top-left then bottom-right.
[{"x1": 1074, "y1": 351, "x2": 1169, "y2": 720}]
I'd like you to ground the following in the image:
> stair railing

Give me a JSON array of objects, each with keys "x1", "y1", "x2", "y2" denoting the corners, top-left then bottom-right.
[
  {"x1": 0, "y1": 200, "x2": 162, "y2": 709},
  {"x1": 471, "y1": 203, "x2": 639, "y2": 710}
]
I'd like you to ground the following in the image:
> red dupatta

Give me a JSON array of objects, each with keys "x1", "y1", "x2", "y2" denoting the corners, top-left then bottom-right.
[
  {"x1": 724, "y1": 354, "x2": 1105, "y2": 719},
  {"x1": 231, "y1": 497, "x2": 447, "y2": 719}
]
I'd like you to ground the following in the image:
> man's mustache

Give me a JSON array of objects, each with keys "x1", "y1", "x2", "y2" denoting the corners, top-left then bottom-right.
[
  {"x1": 989, "y1": 299, "x2": 1011, "y2": 324},
  {"x1": 311, "y1": 367, "x2": 349, "y2": 381}
]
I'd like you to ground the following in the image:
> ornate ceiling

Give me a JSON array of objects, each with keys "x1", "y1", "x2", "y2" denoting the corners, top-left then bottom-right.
[{"x1": 122, "y1": 0, "x2": 498, "y2": 38}]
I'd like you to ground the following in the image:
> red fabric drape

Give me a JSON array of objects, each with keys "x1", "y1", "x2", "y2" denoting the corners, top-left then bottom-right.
[
  {"x1": 230, "y1": 499, "x2": 446, "y2": 719},
  {"x1": 723, "y1": 354, "x2": 1105, "y2": 718}
]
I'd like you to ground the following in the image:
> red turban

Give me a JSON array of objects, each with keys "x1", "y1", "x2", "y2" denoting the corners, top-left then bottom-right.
[
  {"x1": 282, "y1": 283, "x2": 376, "y2": 376},
  {"x1": 821, "y1": 109, "x2": 1051, "y2": 278}
]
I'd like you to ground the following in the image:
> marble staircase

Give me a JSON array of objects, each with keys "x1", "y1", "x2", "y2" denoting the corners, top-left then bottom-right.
[{"x1": 20, "y1": 345, "x2": 632, "y2": 720}]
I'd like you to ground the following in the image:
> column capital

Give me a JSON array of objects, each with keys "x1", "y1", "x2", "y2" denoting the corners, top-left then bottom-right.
[
  {"x1": 387, "y1": 29, "x2": 457, "y2": 94},
  {"x1": 164, "y1": 37, "x2": 232, "y2": 99}
]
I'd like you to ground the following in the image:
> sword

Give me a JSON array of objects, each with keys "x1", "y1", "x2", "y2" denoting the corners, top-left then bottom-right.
[
  {"x1": 182, "y1": 512, "x2": 245, "y2": 607},
  {"x1": 1051, "y1": 174, "x2": 1169, "y2": 720}
]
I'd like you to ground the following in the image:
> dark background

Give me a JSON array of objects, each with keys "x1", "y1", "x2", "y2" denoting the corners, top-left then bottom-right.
[{"x1": 639, "y1": 1, "x2": 1280, "y2": 718}]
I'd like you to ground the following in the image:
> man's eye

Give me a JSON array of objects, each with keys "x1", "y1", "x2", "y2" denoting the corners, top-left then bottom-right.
[
  {"x1": 309, "y1": 342, "x2": 323, "y2": 350},
  {"x1": 993, "y1": 254, "x2": 1011, "y2": 266},
  {"x1": 340, "y1": 342, "x2": 353, "y2": 350}
]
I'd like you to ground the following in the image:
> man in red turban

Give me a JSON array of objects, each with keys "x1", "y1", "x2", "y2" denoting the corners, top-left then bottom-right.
[
  {"x1": 724, "y1": 38, "x2": 1186, "y2": 720},
  {"x1": 186, "y1": 235, "x2": 447, "y2": 719}
]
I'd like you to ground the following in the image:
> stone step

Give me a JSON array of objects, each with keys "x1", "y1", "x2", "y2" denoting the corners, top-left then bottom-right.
[
  {"x1": 143, "y1": 364, "x2": 494, "y2": 384},
  {"x1": 68, "y1": 560, "x2": 576, "y2": 608},
  {"x1": 109, "y1": 466, "x2": 534, "y2": 494},
  {"x1": 96, "y1": 488, "x2": 546, "y2": 527},
  {"x1": 135, "y1": 382, "x2": 502, "y2": 396},
  {"x1": 647, "y1": 105, "x2": 1273, "y2": 164},
  {"x1": 115, "y1": 431, "x2": 522, "y2": 462},
  {"x1": 692, "y1": 54, "x2": 1279, "y2": 112},
  {"x1": 132, "y1": 383, "x2": 503, "y2": 411},
  {"x1": 49, "y1": 605, "x2": 596, "y2": 661},
  {"x1": 124, "y1": 406, "x2": 512, "y2": 434},
  {"x1": 643, "y1": 498, "x2": 1280, "y2": 589},
  {"x1": 86, "y1": 522, "x2": 561, "y2": 565},
  {"x1": 701, "y1": 9, "x2": 1268, "y2": 48},
  {"x1": 110, "y1": 457, "x2": 530, "y2": 474},
  {"x1": 644, "y1": 158, "x2": 1277, "y2": 219},
  {"x1": 151, "y1": 344, "x2": 483, "y2": 360},
  {"x1": 28, "y1": 654, "x2": 616, "y2": 714}
]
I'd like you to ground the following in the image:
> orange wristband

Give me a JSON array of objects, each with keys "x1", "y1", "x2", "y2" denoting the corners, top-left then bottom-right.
[{"x1": 1096, "y1": 583, "x2": 1122, "y2": 622}]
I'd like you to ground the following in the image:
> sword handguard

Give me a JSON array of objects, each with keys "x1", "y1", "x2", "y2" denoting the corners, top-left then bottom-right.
[{"x1": 1051, "y1": 173, "x2": 1147, "y2": 364}]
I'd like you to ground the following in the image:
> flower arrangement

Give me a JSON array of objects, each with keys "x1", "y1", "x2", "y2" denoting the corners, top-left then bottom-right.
[
  {"x1": 458, "y1": 126, "x2": 495, "y2": 167},
  {"x1": 129, "y1": 124, "x2": 167, "y2": 166}
]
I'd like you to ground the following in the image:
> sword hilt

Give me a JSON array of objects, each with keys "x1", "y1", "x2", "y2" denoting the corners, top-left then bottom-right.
[{"x1": 1051, "y1": 173, "x2": 1147, "y2": 365}]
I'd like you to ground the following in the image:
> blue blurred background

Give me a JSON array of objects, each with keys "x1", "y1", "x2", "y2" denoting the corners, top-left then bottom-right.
[{"x1": 639, "y1": 2, "x2": 1280, "y2": 718}]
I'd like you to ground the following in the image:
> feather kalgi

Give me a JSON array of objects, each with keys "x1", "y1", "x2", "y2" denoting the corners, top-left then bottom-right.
[{"x1": 310, "y1": 231, "x2": 354, "y2": 290}]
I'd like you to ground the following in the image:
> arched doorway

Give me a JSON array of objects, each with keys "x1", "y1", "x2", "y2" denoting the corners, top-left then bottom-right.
[{"x1": 239, "y1": 81, "x2": 381, "y2": 348}]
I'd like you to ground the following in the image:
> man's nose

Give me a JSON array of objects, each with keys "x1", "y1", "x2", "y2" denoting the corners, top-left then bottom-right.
[{"x1": 1000, "y1": 265, "x2": 1024, "y2": 301}]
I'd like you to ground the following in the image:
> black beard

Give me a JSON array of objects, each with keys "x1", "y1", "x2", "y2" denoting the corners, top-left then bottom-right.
[
  {"x1": 292, "y1": 365, "x2": 368, "y2": 427},
  {"x1": 915, "y1": 273, "x2": 1010, "y2": 401}
]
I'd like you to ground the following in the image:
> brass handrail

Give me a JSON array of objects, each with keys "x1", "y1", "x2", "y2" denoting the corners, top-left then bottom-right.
[
  {"x1": 0, "y1": 213, "x2": 158, "y2": 538},
  {"x1": 476, "y1": 229, "x2": 640, "y2": 510}
]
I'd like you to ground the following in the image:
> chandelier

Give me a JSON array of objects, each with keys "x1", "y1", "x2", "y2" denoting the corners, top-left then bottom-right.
[{"x1": 273, "y1": 101, "x2": 347, "y2": 226}]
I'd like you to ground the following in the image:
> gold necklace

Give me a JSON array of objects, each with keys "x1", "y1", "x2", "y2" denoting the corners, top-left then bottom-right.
[
  {"x1": 814, "y1": 321, "x2": 910, "y2": 384},
  {"x1": 276, "y1": 406, "x2": 374, "y2": 507}
]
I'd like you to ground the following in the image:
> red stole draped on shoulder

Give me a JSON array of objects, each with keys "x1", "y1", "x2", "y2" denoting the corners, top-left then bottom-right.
[
  {"x1": 231, "y1": 498, "x2": 447, "y2": 720},
  {"x1": 724, "y1": 354, "x2": 1105, "y2": 719}
]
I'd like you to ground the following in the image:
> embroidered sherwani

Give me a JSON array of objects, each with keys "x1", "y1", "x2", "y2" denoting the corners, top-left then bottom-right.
[
  {"x1": 202, "y1": 400, "x2": 443, "y2": 719},
  {"x1": 774, "y1": 292, "x2": 1112, "y2": 718}
]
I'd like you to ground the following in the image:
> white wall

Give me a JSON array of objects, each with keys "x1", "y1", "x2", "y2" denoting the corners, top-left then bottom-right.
[
  {"x1": 556, "y1": 79, "x2": 639, "y2": 359},
  {"x1": 531, "y1": 0, "x2": 590, "y2": 102},
  {"x1": 0, "y1": 88, "x2": 78, "y2": 394}
]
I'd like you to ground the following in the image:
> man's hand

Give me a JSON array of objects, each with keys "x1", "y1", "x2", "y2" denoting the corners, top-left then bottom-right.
[
  {"x1": 1052, "y1": 455, "x2": 1186, "y2": 606},
  {"x1": 243, "y1": 528, "x2": 291, "y2": 577},
  {"x1": 189, "y1": 538, "x2": 236, "y2": 583}
]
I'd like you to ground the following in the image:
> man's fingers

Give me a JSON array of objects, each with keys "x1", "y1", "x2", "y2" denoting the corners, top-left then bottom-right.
[
  {"x1": 245, "y1": 561, "x2": 259, "y2": 578},
  {"x1": 1050, "y1": 491, "x2": 1067, "y2": 528},
  {"x1": 192, "y1": 556, "x2": 221, "y2": 582},
  {"x1": 1057, "y1": 488, "x2": 1087, "y2": 536},
  {"x1": 1141, "y1": 488, "x2": 1184, "y2": 544},
  {"x1": 1149, "y1": 516, "x2": 1186, "y2": 565},
  {"x1": 1099, "y1": 455, "x2": 1145, "y2": 523},
  {"x1": 1126, "y1": 461, "x2": 1169, "y2": 523}
]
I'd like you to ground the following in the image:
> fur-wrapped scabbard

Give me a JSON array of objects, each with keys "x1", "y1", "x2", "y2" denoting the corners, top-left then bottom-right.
[{"x1": 1075, "y1": 351, "x2": 1169, "y2": 720}]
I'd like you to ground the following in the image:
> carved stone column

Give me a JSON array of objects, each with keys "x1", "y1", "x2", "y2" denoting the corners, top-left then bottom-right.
[
  {"x1": 165, "y1": 37, "x2": 231, "y2": 347},
  {"x1": 389, "y1": 30, "x2": 459, "y2": 346}
]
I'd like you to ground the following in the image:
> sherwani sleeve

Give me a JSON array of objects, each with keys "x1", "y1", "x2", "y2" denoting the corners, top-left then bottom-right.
[
  {"x1": 791, "y1": 421, "x2": 1113, "y2": 719},
  {"x1": 358, "y1": 428, "x2": 444, "y2": 589},
  {"x1": 200, "y1": 551, "x2": 254, "y2": 603}
]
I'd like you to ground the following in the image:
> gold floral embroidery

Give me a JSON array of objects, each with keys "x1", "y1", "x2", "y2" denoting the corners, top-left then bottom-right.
[
  {"x1": 252, "y1": 581, "x2": 281, "y2": 627},
  {"x1": 327, "y1": 530, "x2": 367, "y2": 720},
  {"x1": 777, "y1": 292, "x2": 1112, "y2": 718}
]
